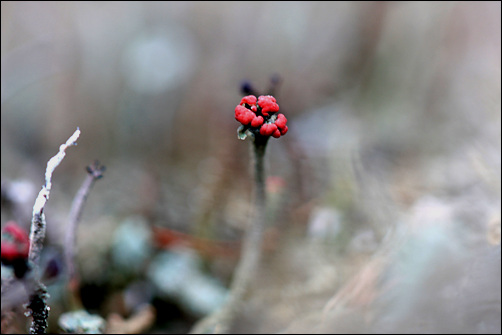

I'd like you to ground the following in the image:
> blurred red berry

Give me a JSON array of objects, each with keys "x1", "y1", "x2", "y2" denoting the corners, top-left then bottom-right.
[
  {"x1": 1, "y1": 222, "x2": 30, "y2": 261},
  {"x1": 1, "y1": 221, "x2": 30, "y2": 277},
  {"x1": 1, "y1": 241, "x2": 22, "y2": 262},
  {"x1": 3, "y1": 222, "x2": 30, "y2": 245}
]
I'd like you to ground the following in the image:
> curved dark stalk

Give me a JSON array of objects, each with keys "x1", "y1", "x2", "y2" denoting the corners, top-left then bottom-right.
[
  {"x1": 64, "y1": 161, "x2": 105, "y2": 309},
  {"x1": 190, "y1": 136, "x2": 269, "y2": 334}
]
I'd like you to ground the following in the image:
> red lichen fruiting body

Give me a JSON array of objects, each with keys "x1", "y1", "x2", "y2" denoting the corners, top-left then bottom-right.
[
  {"x1": 1, "y1": 222, "x2": 30, "y2": 262},
  {"x1": 235, "y1": 105, "x2": 255, "y2": 125},
  {"x1": 279, "y1": 125, "x2": 288, "y2": 135},
  {"x1": 240, "y1": 95, "x2": 257, "y2": 106},
  {"x1": 275, "y1": 114, "x2": 287, "y2": 129},
  {"x1": 257, "y1": 95, "x2": 280, "y2": 115},
  {"x1": 3, "y1": 222, "x2": 30, "y2": 244},
  {"x1": 272, "y1": 128, "x2": 282, "y2": 138},
  {"x1": 260, "y1": 123, "x2": 278, "y2": 136},
  {"x1": 251, "y1": 116, "x2": 264, "y2": 128}
]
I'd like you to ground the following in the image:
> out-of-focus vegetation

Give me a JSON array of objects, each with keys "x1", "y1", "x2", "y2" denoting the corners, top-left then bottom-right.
[{"x1": 1, "y1": 2, "x2": 500, "y2": 334}]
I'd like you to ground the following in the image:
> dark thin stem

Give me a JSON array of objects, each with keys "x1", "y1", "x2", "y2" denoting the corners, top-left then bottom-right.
[
  {"x1": 64, "y1": 161, "x2": 104, "y2": 311},
  {"x1": 64, "y1": 161, "x2": 105, "y2": 286},
  {"x1": 227, "y1": 138, "x2": 267, "y2": 300},
  {"x1": 64, "y1": 175, "x2": 93, "y2": 283},
  {"x1": 190, "y1": 135, "x2": 269, "y2": 334}
]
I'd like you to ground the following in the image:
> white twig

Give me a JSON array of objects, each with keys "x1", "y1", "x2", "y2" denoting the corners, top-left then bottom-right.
[
  {"x1": 29, "y1": 128, "x2": 80, "y2": 268},
  {"x1": 26, "y1": 128, "x2": 80, "y2": 335},
  {"x1": 31, "y1": 128, "x2": 81, "y2": 219}
]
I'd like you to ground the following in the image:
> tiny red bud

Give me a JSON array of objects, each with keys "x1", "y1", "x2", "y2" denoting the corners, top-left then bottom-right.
[
  {"x1": 272, "y1": 128, "x2": 281, "y2": 138},
  {"x1": 235, "y1": 105, "x2": 255, "y2": 125},
  {"x1": 260, "y1": 123, "x2": 278, "y2": 136},
  {"x1": 257, "y1": 95, "x2": 279, "y2": 115},
  {"x1": 279, "y1": 125, "x2": 288, "y2": 135},
  {"x1": 251, "y1": 116, "x2": 264, "y2": 128},
  {"x1": 240, "y1": 95, "x2": 257, "y2": 106},
  {"x1": 1, "y1": 222, "x2": 30, "y2": 262},
  {"x1": 275, "y1": 114, "x2": 287, "y2": 129}
]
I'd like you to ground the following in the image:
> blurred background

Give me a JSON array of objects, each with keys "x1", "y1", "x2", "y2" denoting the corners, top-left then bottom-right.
[{"x1": 1, "y1": 1, "x2": 500, "y2": 334}]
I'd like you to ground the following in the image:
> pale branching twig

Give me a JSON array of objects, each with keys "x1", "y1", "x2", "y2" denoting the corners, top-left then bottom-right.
[
  {"x1": 29, "y1": 128, "x2": 81, "y2": 268},
  {"x1": 27, "y1": 128, "x2": 80, "y2": 334}
]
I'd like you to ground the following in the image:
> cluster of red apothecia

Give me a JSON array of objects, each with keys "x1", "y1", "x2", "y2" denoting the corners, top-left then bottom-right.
[
  {"x1": 235, "y1": 95, "x2": 288, "y2": 138},
  {"x1": 1, "y1": 221, "x2": 30, "y2": 278}
]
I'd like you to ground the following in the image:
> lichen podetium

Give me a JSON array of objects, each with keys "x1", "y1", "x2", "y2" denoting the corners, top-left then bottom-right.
[{"x1": 190, "y1": 94, "x2": 288, "y2": 334}]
